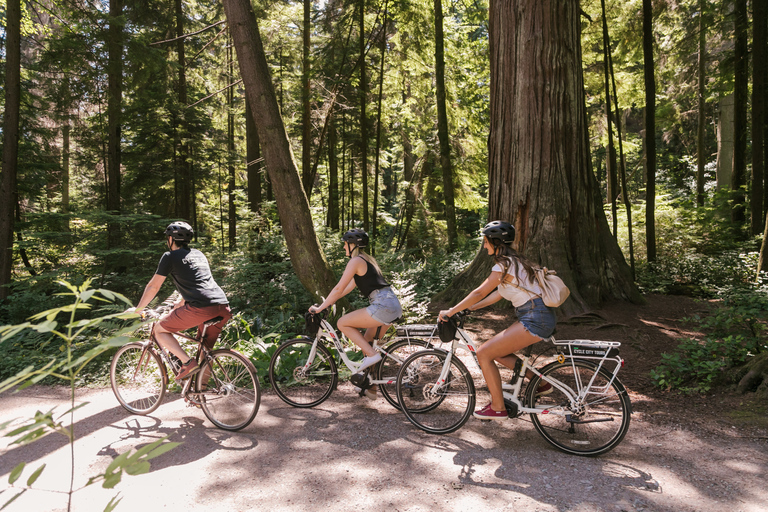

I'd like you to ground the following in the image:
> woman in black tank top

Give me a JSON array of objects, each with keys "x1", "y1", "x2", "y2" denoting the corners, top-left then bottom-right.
[{"x1": 309, "y1": 229, "x2": 402, "y2": 399}]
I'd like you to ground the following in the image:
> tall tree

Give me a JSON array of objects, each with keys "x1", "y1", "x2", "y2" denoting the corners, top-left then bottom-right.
[
  {"x1": 107, "y1": 0, "x2": 124, "y2": 248},
  {"x1": 222, "y1": 0, "x2": 338, "y2": 301},
  {"x1": 438, "y1": 0, "x2": 641, "y2": 315},
  {"x1": 246, "y1": 99, "x2": 262, "y2": 213},
  {"x1": 228, "y1": 33, "x2": 237, "y2": 250},
  {"x1": 731, "y1": 0, "x2": 748, "y2": 224},
  {"x1": 0, "y1": 0, "x2": 21, "y2": 300},
  {"x1": 600, "y1": 0, "x2": 618, "y2": 236},
  {"x1": 696, "y1": 0, "x2": 706, "y2": 206},
  {"x1": 434, "y1": 0, "x2": 457, "y2": 251},
  {"x1": 301, "y1": 0, "x2": 312, "y2": 195},
  {"x1": 643, "y1": 0, "x2": 657, "y2": 262},
  {"x1": 752, "y1": 0, "x2": 767, "y2": 235},
  {"x1": 174, "y1": 0, "x2": 193, "y2": 221},
  {"x1": 359, "y1": 0, "x2": 370, "y2": 231}
]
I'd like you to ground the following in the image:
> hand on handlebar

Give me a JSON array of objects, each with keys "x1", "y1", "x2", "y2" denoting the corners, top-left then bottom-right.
[{"x1": 308, "y1": 304, "x2": 324, "y2": 315}]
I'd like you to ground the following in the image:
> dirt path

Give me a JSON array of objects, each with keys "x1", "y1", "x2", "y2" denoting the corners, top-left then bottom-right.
[
  {"x1": 2, "y1": 294, "x2": 767, "y2": 512},
  {"x1": 1, "y1": 382, "x2": 766, "y2": 512}
]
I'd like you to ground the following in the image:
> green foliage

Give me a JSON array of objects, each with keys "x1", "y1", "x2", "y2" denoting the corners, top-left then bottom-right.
[
  {"x1": 651, "y1": 285, "x2": 768, "y2": 393},
  {"x1": 0, "y1": 280, "x2": 179, "y2": 511}
]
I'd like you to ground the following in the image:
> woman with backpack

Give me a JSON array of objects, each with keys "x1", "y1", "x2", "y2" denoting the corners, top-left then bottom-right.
[{"x1": 438, "y1": 221, "x2": 557, "y2": 419}]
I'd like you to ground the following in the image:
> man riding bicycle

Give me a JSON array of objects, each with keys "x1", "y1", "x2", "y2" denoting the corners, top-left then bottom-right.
[{"x1": 132, "y1": 221, "x2": 231, "y2": 381}]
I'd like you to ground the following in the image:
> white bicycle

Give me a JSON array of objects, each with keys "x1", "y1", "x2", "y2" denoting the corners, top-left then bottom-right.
[
  {"x1": 395, "y1": 311, "x2": 632, "y2": 456},
  {"x1": 268, "y1": 310, "x2": 435, "y2": 409}
]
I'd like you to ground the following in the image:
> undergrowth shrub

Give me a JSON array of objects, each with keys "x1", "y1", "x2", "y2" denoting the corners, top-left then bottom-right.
[{"x1": 651, "y1": 284, "x2": 768, "y2": 393}]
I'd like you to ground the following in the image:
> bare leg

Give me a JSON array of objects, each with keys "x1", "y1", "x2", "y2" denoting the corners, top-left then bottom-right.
[
  {"x1": 337, "y1": 309, "x2": 386, "y2": 357},
  {"x1": 476, "y1": 322, "x2": 541, "y2": 412},
  {"x1": 154, "y1": 324, "x2": 191, "y2": 362}
]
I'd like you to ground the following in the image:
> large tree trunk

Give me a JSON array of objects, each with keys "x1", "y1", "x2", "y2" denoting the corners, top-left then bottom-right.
[
  {"x1": 731, "y1": 0, "x2": 748, "y2": 225},
  {"x1": 222, "y1": 0, "x2": 338, "y2": 301},
  {"x1": 717, "y1": 93, "x2": 734, "y2": 189},
  {"x1": 642, "y1": 0, "x2": 657, "y2": 262},
  {"x1": 359, "y1": 0, "x2": 370, "y2": 231},
  {"x1": 227, "y1": 36, "x2": 236, "y2": 250},
  {"x1": 434, "y1": 0, "x2": 457, "y2": 251},
  {"x1": 751, "y1": 0, "x2": 766, "y2": 236},
  {"x1": 437, "y1": 0, "x2": 642, "y2": 316},
  {"x1": 0, "y1": 0, "x2": 21, "y2": 301},
  {"x1": 327, "y1": 114, "x2": 340, "y2": 229}
]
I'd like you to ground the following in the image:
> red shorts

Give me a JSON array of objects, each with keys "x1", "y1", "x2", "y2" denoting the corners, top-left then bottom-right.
[{"x1": 158, "y1": 303, "x2": 232, "y2": 349}]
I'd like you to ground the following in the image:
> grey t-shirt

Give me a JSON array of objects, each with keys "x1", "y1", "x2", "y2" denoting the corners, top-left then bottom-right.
[{"x1": 155, "y1": 248, "x2": 228, "y2": 307}]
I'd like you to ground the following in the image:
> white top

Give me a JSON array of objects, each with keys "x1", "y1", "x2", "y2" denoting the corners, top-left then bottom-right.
[{"x1": 492, "y1": 259, "x2": 543, "y2": 307}]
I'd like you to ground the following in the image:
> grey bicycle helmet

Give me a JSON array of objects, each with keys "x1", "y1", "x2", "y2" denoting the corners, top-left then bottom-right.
[
  {"x1": 165, "y1": 221, "x2": 194, "y2": 243},
  {"x1": 482, "y1": 220, "x2": 515, "y2": 244},
  {"x1": 342, "y1": 228, "x2": 369, "y2": 248}
]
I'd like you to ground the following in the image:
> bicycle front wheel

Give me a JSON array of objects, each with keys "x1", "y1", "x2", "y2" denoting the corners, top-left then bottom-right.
[
  {"x1": 376, "y1": 338, "x2": 431, "y2": 410},
  {"x1": 526, "y1": 360, "x2": 631, "y2": 456},
  {"x1": 110, "y1": 342, "x2": 167, "y2": 415},
  {"x1": 396, "y1": 349, "x2": 475, "y2": 435},
  {"x1": 269, "y1": 338, "x2": 338, "y2": 408},
  {"x1": 197, "y1": 349, "x2": 261, "y2": 431}
]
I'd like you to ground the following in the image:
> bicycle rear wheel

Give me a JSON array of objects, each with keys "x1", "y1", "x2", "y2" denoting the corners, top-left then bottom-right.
[
  {"x1": 376, "y1": 338, "x2": 431, "y2": 410},
  {"x1": 526, "y1": 360, "x2": 631, "y2": 456},
  {"x1": 269, "y1": 338, "x2": 338, "y2": 407},
  {"x1": 197, "y1": 349, "x2": 261, "y2": 431},
  {"x1": 396, "y1": 349, "x2": 475, "y2": 435},
  {"x1": 110, "y1": 342, "x2": 167, "y2": 415}
]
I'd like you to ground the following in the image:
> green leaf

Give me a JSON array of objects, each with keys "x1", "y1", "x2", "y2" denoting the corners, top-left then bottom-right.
[
  {"x1": 80, "y1": 289, "x2": 95, "y2": 302},
  {"x1": 105, "y1": 451, "x2": 131, "y2": 475},
  {"x1": 123, "y1": 461, "x2": 151, "y2": 476},
  {"x1": 26, "y1": 464, "x2": 45, "y2": 486},
  {"x1": 8, "y1": 463, "x2": 24, "y2": 485},
  {"x1": 102, "y1": 472, "x2": 122, "y2": 489},
  {"x1": 103, "y1": 495, "x2": 123, "y2": 512},
  {"x1": 0, "y1": 490, "x2": 27, "y2": 511}
]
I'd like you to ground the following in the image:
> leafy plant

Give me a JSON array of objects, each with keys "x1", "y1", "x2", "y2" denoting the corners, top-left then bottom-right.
[
  {"x1": 651, "y1": 285, "x2": 768, "y2": 393},
  {"x1": 0, "y1": 280, "x2": 180, "y2": 511}
]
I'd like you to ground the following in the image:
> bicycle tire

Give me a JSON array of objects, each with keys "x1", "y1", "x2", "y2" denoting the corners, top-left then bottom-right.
[
  {"x1": 110, "y1": 342, "x2": 167, "y2": 415},
  {"x1": 526, "y1": 360, "x2": 631, "y2": 456},
  {"x1": 197, "y1": 349, "x2": 261, "y2": 431},
  {"x1": 268, "y1": 338, "x2": 338, "y2": 408},
  {"x1": 396, "y1": 349, "x2": 476, "y2": 435},
  {"x1": 376, "y1": 338, "x2": 431, "y2": 410}
]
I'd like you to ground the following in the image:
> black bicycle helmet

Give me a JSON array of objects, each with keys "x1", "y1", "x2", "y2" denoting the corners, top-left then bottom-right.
[
  {"x1": 482, "y1": 220, "x2": 515, "y2": 244},
  {"x1": 165, "y1": 221, "x2": 194, "y2": 243},
  {"x1": 342, "y1": 228, "x2": 369, "y2": 248}
]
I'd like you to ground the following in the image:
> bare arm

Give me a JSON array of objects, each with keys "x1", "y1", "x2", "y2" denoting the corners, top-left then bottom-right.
[
  {"x1": 135, "y1": 274, "x2": 167, "y2": 313},
  {"x1": 469, "y1": 290, "x2": 503, "y2": 311},
  {"x1": 310, "y1": 257, "x2": 365, "y2": 312},
  {"x1": 439, "y1": 271, "x2": 503, "y2": 321}
]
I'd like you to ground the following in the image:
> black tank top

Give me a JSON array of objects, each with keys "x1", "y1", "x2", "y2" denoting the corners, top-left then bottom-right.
[{"x1": 353, "y1": 258, "x2": 389, "y2": 298}]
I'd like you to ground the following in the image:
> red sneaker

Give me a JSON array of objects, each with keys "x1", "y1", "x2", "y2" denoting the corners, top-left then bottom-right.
[
  {"x1": 473, "y1": 403, "x2": 508, "y2": 420},
  {"x1": 536, "y1": 382, "x2": 553, "y2": 396},
  {"x1": 175, "y1": 359, "x2": 199, "y2": 381}
]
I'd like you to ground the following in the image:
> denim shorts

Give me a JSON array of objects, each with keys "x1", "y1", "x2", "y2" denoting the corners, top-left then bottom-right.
[
  {"x1": 516, "y1": 298, "x2": 557, "y2": 339},
  {"x1": 366, "y1": 286, "x2": 403, "y2": 324}
]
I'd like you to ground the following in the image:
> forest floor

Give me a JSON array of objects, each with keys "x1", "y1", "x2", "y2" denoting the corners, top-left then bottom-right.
[{"x1": 1, "y1": 294, "x2": 767, "y2": 512}]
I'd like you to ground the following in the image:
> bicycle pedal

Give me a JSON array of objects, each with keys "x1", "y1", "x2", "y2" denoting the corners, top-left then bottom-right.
[{"x1": 350, "y1": 372, "x2": 370, "y2": 390}]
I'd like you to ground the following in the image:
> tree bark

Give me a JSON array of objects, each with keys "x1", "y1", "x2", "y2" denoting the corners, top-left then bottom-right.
[
  {"x1": 434, "y1": 0, "x2": 457, "y2": 251},
  {"x1": 642, "y1": 0, "x2": 657, "y2": 262},
  {"x1": 301, "y1": 0, "x2": 312, "y2": 195},
  {"x1": 732, "y1": 0, "x2": 748, "y2": 225},
  {"x1": 107, "y1": 0, "x2": 123, "y2": 248},
  {"x1": 222, "y1": 0, "x2": 338, "y2": 301},
  {"x1": 696, "y1": 0, "x2": 707, "y2": 207},
  {"x1": 437, "y1": 0, "x2": 642, "y2": 316},
  {"x1": 0, "y1": 0, "x2": 21, "y2": 301},
  {"x1": 327, "y1": 114, "x2": 339, "y2": 229},
  {"x1": 359, "y1": 0, "x2": 370, "y2": 231},
  {"x1": 175, "y1": 0, "x2": 192, "y2": 221},
  {"x1": 227, "y1": 35, "x2": 237, "y2": 250},
  {"x1": 246, "y1": 99, "x2": 262, "y2": 213},
  {"x1": 751, "y1": 0, "x2": 767, "y2": 235}
]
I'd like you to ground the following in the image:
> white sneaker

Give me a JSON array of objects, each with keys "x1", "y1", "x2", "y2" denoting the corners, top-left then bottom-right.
[{"x1": 359, "y1": 353, "x2": 382, "y2": 370}]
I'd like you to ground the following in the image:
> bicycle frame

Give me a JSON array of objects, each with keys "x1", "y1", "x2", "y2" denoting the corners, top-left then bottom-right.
[
  {"x1": 431, "y1": 320, "x2": 624, "y2": 417},
  {"x1": 305, "y1": 316, "x2": 413, "y2": 383}
]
